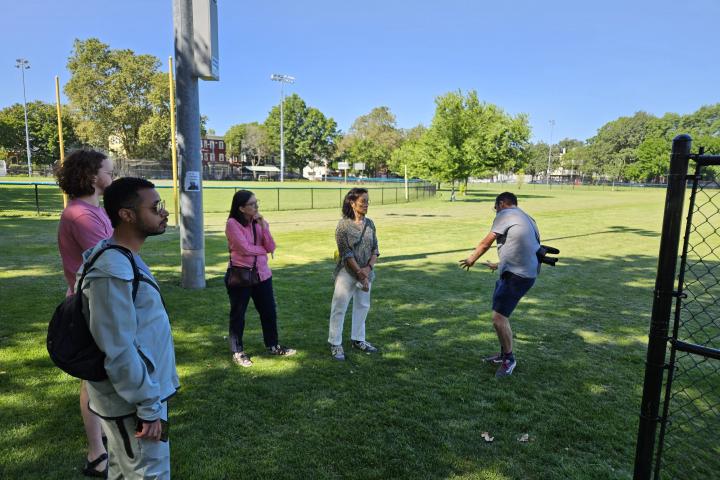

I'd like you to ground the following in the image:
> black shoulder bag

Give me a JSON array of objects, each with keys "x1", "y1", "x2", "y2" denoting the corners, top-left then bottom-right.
[
  {"x1": 47, "y1": 245, "x2": 140, "y2": 381},
  {"x1": 521, "y1": 211, "x2": 560, "y2": 266},
  {"x1": 228, "y1": 220, "x2": 262, "y2": 288}
]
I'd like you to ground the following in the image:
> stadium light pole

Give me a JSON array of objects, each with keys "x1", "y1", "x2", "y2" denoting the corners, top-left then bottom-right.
[
  {"x1": 546, "y1": 119, "x2": 555, "y2": 186},
  {"x1": 270, "y1": 73, "x2": 295, "y2": 182},
  {"x1": 15, "y1": 58, "x2": 32, "y2": 176}
]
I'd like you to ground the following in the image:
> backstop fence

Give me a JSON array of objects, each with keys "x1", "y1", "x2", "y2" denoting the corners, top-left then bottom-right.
[
  {"x1": 634, "y1": 135, "x2": 720, "y2": 479},
  {"x1": 0, "y1": 182, "x2": 436, "y2": 217}
]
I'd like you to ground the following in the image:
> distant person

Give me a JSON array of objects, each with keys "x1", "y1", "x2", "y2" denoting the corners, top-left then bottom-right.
[
  {"x1": 82, "y1": 177, "x2": 179, "y2": 478},
  {"x1": 55, "y1": 149, "x2": 114, "y2": 478},
  {"x1": 459, "y1": 192, "x2": 540, "y2": 378},
  {"x1": 328, "y1": 188, "x2": 380, "y2": 361},
  {"x1": 225, "y1": 190, "x2": 296, "y2": 367}
]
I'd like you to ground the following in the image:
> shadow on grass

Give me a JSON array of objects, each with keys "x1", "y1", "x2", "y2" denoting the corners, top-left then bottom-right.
[{"x1": 1, "y1": 214, "x2": 714, "y2": 479}]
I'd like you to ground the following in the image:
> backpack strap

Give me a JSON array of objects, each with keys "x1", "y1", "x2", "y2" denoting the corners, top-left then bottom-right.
[{"x1": 76, "y1": 245, "x2": 141, "y2": 301}]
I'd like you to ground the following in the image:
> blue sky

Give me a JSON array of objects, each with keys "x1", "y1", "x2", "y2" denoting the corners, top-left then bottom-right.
[{"x1": 1, "y1": 0, "x2": 718, "y2": 143}]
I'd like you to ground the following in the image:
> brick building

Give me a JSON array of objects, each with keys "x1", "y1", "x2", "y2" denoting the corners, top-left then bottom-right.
[{"x1": 202, "y1": 135, "x2": 230, "y2": 179}]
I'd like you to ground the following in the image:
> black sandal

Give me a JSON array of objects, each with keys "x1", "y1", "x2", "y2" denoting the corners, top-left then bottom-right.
[{"x1": 82, "y1": 452, "x2": 108, "y2": 478}]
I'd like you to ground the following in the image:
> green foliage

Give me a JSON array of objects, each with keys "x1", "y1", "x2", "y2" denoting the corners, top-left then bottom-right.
[
  {"x1": 524, "y1": 142, "x2": 549, "y2": 181},
  {"x1": 224, "y1": 122, "x2": 268, "y2": 166},
  {"x1": 586, "y1": 111, "x2": 657, "y2": 181},
  {"x1": 399, "y1": 90, "x2": 530, "y2": 183},
  {"x1": 64, "y1": 38, "x2": 168, "y2": 159},
  {"x1": 264, "y1": 94, "x2": 339, "y2": 171},
  {"x1": 0, "y1": 101, "x2": 80, "y2": 165},
  {"x1": 625, "y1": 137, "x2": 670, "y2": 182},
  {"x1": 338, "y1": 106, "x2": 402, "y2": 175}
]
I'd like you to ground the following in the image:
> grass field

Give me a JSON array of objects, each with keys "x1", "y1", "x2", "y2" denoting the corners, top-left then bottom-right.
[{"x1": 0, "y1": 184, "x2": 716, "y2": 479}]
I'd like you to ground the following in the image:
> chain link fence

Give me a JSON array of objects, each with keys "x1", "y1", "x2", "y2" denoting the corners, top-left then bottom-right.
[
  {"x1": 634, "y1": 135, "x2": 720, "y2": 480},
  {"x1": 0, "y1": 182, "x2": 436, "y2": 217}
]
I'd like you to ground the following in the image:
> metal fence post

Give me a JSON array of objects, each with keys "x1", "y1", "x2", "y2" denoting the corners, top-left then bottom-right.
[
  {"x1": 381, "y1": 187, "x2": 384, "y2": 205},
  {"x1": 277, "y1": 188, "x2": 280, "y2": 211},
  {"x1": 633, "y1": 134, "x2": 692, "y2": 480},
  {"x1": 310, "y1": 188, "x2": 314, "y2": 209},
  {"x1": 34, "y1": 184, "x2": 40, "y2": 215}
]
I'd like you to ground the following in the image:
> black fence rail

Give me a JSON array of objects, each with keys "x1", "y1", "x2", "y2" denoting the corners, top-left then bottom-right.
[
  {"x1": 0, "y1": 182, "x2": 436, "y2": 217},
  {"x1": 634, "y1": 135, "x2": 720, "y2": 479}
]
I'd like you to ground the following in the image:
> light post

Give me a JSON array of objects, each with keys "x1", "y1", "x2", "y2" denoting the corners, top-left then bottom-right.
[
  {"x1": 270, "y1": 73, "x2": 295, "y2": 182},
  {"x1": 15, "y1": 58, "x2": 32, "y2": 176},
  {"x1": 546, "y1": 119, "x2": 555, "y2": 186}
]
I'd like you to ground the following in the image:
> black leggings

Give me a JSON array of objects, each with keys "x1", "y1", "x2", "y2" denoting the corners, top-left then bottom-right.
[{"x1": 224, "y1": 272, "x2": 279, "y2": 352}]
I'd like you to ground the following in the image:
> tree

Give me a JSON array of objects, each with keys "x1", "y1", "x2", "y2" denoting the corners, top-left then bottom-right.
[
  {"x1": 404, "y1": 90, "x2": 530, "y2": 185},
  {"x1": 0, "y1": 101, "x2": 80, "y2": 165},
  {"x1": 587, "y1": 111, "x2": 657, "y2": 181},
  {"x1": 625, "y1": 137, "x2": 670, "y2": 182},
  {"x1": 339, "y1": 107, "x2": 402, "y2": 175},
  {"x1": 224, "y1": 122, "x2": 269, "y2": 168},
  {"x1": 264, "y1": 94, "x2": 339, "y2": 171},
  {"x1": 64, "y1": 38, "x2": 168, "y2": 158},
  {"x1": 525, "y1": 142, "x2": 550, "y2": 182},
  {"x1": 680, "y1": 104, "x2": 720, "y2": 138},
  {"x1": 224, "y1": 123, "x2": 248, "y2": 161}
]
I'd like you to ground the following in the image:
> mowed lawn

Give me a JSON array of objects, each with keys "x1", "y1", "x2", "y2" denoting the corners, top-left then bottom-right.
[{"x1": 0, "y1": 184, "x2": 711, "y2": 479}]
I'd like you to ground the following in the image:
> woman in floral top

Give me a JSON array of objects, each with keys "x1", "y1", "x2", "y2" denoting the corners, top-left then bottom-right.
[{"x1": 328, "y1": 188, "x2": 380, "y2": 361}]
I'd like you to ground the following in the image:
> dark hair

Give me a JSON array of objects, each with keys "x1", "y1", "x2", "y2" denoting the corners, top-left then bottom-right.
[
  {"x1": 342, "y1": 188, "x2": 368, "y2": 219},
  {"x1": 55, "y1": 149, "x2": 107, "y2": 198},
  {"x1": 495, "y1": 191, "x2": 518, "y2": 208},
  {"x1": 229, "y1": 190, "x2": 255, "y2": 226},
  {"x1": 103, "y1": 177, "x2": 155, "y2": 228}
]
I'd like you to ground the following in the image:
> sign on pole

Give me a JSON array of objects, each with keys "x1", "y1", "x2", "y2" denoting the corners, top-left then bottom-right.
[
  {"x1": 338, "y1": 162, "x2": 350, "y2": 170},
  {"x1": 353, "y1": 162, "x2": 365, "y2": 171}
]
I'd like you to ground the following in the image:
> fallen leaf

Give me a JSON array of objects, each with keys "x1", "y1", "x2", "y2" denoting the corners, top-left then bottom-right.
[
  {"x1": 481, "y1": 432, "x2": 494, "y2": 442},
  {"x1": 518, "y1": 433, "x2": 530, "y2": 442}
]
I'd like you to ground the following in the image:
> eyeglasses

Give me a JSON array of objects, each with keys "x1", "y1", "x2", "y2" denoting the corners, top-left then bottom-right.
[
  {"x1": 150, "y1": 200, "x2": 166, "y2": 215},
  {"x1": 245, "y1": 201, "x2": 259, "y2": 207},
  {"x1": 100, "y1": 170, "x2": 116, "y2": 178},
  {"x1": 120, "y1": 199, "x2": 166, "y2": 216}
]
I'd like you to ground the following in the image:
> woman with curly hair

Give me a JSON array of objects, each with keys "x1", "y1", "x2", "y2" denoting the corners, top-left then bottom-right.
[{"x1": 55, "y1": 149, "x2": 114, "y2": 478}]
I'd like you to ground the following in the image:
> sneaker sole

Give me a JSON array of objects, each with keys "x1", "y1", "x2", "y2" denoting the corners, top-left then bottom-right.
[
  {"x1": 352, "y1": 345, "x2": 378, "y2": 353},
  {"x1": 496, "y1": 363, "x2": 516, "y2": 378}
]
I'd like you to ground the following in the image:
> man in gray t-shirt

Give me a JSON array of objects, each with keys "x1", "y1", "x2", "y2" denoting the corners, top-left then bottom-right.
[{"x1": 459, "y1": 192, "x2": 540, "y2": 378}]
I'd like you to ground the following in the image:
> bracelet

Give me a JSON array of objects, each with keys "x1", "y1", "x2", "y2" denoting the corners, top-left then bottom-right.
[{"x1": 368, "y1": 264, "x2": 374, "y2": 270}]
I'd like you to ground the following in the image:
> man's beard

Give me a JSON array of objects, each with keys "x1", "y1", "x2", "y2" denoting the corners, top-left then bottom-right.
[{"x1": 138, "y1": 218, "x2": 167, "y2": 237}]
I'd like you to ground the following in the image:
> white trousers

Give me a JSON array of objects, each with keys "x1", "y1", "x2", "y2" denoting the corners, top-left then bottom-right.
[{"x1": 328, "y1": 268, "x2": 372, "y2": 345}]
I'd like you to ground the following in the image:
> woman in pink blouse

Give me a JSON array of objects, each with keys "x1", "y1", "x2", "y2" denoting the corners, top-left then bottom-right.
[
  {"x1": 56, "y1": 149, "x2": 114, "y2": 478},
  {"x1": 225, "y1": 190, "x2": 296, "y2": 367}
]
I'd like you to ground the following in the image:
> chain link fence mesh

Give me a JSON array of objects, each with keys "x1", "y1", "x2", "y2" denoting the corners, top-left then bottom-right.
[{"x1": 656, "y1": 171, "x2": 720, "y2": 479}]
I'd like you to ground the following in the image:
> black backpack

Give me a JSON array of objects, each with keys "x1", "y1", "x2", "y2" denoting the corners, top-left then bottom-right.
[{"x1": 47, "y1": 245, "x2": 139, "y2": 381}]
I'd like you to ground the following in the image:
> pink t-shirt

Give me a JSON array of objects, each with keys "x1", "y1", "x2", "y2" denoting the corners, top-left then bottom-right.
[
  {"x1": 58, "y1": 199, "x2": 113, "y2": 294},
  {"x1": 225, "y1": 218, "x2": 276, "y2": 282}
]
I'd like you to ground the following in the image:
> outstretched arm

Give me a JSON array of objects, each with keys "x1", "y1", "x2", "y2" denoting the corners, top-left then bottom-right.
[{"x1": 459, "y1": 232, "x2": 497, "y2": 271}]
